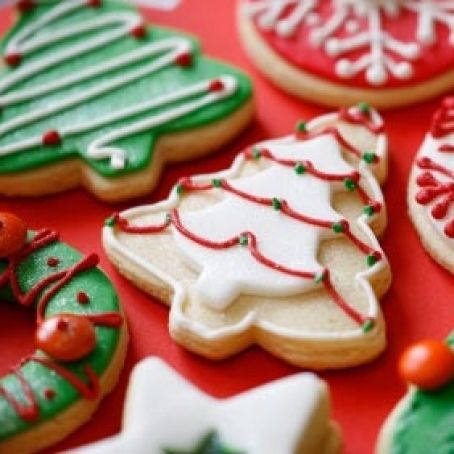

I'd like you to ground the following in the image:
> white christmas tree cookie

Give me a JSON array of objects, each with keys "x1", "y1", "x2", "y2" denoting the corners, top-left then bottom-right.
[
  {"x1": 238, "y1": 0, "x2": 454, "y2": 109},
  {"x1": 103, "y1": 105, "x2": 391, "y2": 369},
  {"x1": 72, "y1": 357, "x2": 341, "y2": 454},
  {"x1": 408, "y1": 97, "x2": 454, "y2": 273}
]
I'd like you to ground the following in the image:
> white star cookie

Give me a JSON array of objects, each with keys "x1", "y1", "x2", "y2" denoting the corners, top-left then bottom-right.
[{"x1": 72, "y1": 357, "x2": 341, "y2": 454}]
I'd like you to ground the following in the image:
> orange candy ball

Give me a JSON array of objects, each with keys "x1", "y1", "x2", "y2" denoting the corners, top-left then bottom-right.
[
  {"x1": 36, "y1": 315, "x2": 96, "y2": 362},
  {"x1": 0, "y1": 212, "x2": 27, "y2": 258},
  {"x1": 399, "y1": 339, "x2": 454, "y2": 391}
]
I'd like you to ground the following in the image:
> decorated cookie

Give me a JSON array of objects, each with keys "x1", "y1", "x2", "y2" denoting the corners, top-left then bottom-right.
[
  {"x1": 238, "y1": 0, "x2": 454, "y2": 109},
  {"x1": 0, "y1": 0, "x2": 253, "y2": 203},
  {"x1": 72, "y1": 357, "x2": 341, "y2": 453},
  {"x1": 103, "y1": 105, "x2": 391, "y2": 369},
  {"x1": 408, "y1": 97, "x2": 454, "y2": 273},
  {"x1": 376, "y1": 333, "x2": 454, "y2": 453},
  {"x1": 0, "y1": 213, "x2": 127, "y2": 453}
]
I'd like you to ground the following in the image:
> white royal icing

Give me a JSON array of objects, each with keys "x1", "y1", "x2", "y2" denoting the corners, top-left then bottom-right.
[
  {"x1": 0, "y1": 0, "x2": 238, "y2": 169},
  {"x1": 71, "y1": 357, "x2": 332, "y2": 454},
  {"x1": 414, "y1": 131, "x2": 454, "y2": 246},
  {"x1": 103, "y1": 108, "x2": 388, "y2": 341},
  {"x1": 243, "y1": 0, "x2": 454, "y2": 85}
]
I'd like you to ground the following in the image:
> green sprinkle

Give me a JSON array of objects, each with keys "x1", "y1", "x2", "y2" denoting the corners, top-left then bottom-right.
[
  {"x1": 252, "y1": 146, "x2": 261, "y2": 159},
  {"x1": 295, "y1": 120, "x2": 307, "y2": 133},
  {"x1": 212, "y1": 178, "x2": 222, "y2": 188},
  {"x1": 362, "y1": 318, "x2": 375, "y2": 333},
  {"x1": 272, "y1": 197, "x2": 282, "y2": 211},
  {"x1": 165, "y1": 213, "x2": 172, "y2": 223},
  {"x1": 363, "y1": 152, "x2": 377, "y2": 164},
  {"x1": 239, "y1": 235, "x2": 248, "y2": 246},
  {"x1": 314, "y1": 271, "x2": 325, "y2": 283},
  {"x1": 176, "y1": 183, "x2": 184, "y2": 195},
  {"x1": 344, "y1": 178, "x2": 357, "y2": 191},
  {"x1": 363, "y1": 205, "x2": 375, "y2": 217},
  {"x1": 294, "y1": 162, "x2": 306, "y2": 175},
  {"x1": 332, "y1": 222, "x2": 344, "y2": 234},
  {"x1": 104, "y1": 215, "x2": 117, "y2": 227},
  {"x1": 367, "y1": 253, "x2": 378, "y2": 267},
  {"x1": 358, "y1": 102, "x2": 370, "y2": 114}
]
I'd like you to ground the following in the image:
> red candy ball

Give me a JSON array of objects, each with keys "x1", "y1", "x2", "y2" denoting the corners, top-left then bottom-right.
[
  {"x1": 36, "y1": 315, "x2": 96, "y2": 362},
  {"x1": 399, "y1": 339, "x2": 454, "y2": 391},
  {"x1": 0, "y1": 212, "x2": 28, "y2": 258}
]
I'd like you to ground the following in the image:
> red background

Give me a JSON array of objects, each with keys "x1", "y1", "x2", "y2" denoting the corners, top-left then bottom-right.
[{"x1": 1, "y1": 2, "x2": 453, "y2": 453}]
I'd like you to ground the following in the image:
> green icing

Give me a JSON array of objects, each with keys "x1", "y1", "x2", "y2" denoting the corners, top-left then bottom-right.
[
  {"x1": 390, "y1": 334, "x2": 454, "y2": 454},
  {"x1": 0, "y1": 1, "x2": 252, "y2": 177},
  {"x1": 163, "y1": 430, "x2": 245, "y2": 454},
  {"x1": 0, "y1": 233, "x2": 122, "y2": 440}
]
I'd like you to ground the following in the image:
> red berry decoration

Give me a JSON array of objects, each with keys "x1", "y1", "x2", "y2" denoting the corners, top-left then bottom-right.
[
  {"x1": 399, "y1": 339, "x2": 454, "y2": 391},
  {"x1": 208, "y1": 79, "x2": 224, "y2": 92},
  {"x1": 17, "y1": 0, "x2": 35, "y2": 12},
  {"x1": 5, "y1": 53, "x2": 22, "y2": 67},
  {"x1": 0, "y1": 212, "x2": 28, "y2": 258},
  {"x1": 36, "y1": 315, "x2": 96, "y2": 362},
  {"x1": 42, "y1": 129, "x2": 61, "y2": 146},
  {"x1": 130, "y1": 24, "x2": 146, "y2": 39},
  {"x1": 87, "y1": 0, "x2": 101, "y2": 7},
  {"x1": 175, "y1": 52, "x2": 192, "y2": 67}
]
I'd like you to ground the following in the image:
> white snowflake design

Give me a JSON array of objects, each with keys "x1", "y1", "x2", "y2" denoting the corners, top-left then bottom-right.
[{"x1": 243, "y1": 0, "x2": 454, "y2": 85}]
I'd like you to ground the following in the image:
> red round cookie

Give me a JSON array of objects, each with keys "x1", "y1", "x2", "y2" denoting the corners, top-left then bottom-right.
[{"x1": 239, "y1": 0, "x2": 454, "y2": 108}]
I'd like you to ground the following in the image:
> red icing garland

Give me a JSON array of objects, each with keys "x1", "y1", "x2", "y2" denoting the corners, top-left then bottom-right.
[
  {"x1": 338, "y1": 107, "x2": 385, "y2": 135},
  {"x1": 0, "y1": 228, "x2": 123, "y2": 422}
]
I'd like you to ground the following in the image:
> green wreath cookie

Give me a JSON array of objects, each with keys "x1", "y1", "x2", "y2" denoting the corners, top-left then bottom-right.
[{"x1": 0, "y1": 212, "x2": 127, "y2": 453}]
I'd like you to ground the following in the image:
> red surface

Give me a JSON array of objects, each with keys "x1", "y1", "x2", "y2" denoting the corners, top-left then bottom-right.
[{"x1": 0, "y1": 2, "x2": 453, "y2": 453}]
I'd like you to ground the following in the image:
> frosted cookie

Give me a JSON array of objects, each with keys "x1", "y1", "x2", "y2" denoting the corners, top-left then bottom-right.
[
  {"x1": 376, "y1": 334, "x2": 454, "y2": 454},
  {"x1": 103, "y1": 105, "x2": 391, "y2": 369},
  {"x1": 238, "y1": 0, "x2": 454, "y2": 109},
  {"x1": 72, "y1": 357, "x2": 341, "y2": 454},
  {"x1": 408, "y1": 97, "x2": 454, "y2": 273},
  {"x1": 0, "y1": 213, "x2": 127, "y2": 454},
  {"x1": 0, "y1": 0, "x2": 253, "y2": 202}
]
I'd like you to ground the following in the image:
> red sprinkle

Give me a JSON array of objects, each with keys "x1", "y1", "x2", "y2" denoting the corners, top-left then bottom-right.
[
  {"x1": 130, "y1": 24, "x2": 146, "y2": 39},
  {"x1": 17, "y1": 0, "x2": 35, "y2": 12},
  {"x1": 5, "y1": 53, "x2": 22, "y2": 67},
  {"x1": 175, "y1": 52, "x2": 192, "y2": 67},
  {"x1": 77, "y1": 291, "x2": 90, "y2": 305},
  {"x1": 43, "y1": 388, "x2": 55, "y2": 400},
  {"x1": 208, "y1": 79, "x2": 224, "y2": 92},
  {"x1": 47, "y1": 257, "x2": 60, "y2": 267},
  {"x1": 86, "y1": 0, "x2": 101, "y2": 7},
  {"x1": 42, "y1": 130, "x2": 61, "y2": 147}
]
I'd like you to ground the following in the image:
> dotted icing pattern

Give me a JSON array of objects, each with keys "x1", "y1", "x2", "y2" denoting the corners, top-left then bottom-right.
[
  {"x1": 0, "y1": 0, "x2": 252, "y2": 176},
  {"x1": 0, "y1": 226, "x2": 123, "y2": 441}
]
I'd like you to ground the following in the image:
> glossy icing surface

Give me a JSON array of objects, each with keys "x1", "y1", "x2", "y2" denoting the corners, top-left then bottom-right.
[
  {"x1": 0, "y1": 233, "x2": 121, "y2": 440},
  {"x1": 0, "y1": 0, "x2": 251, "y2": 176}
]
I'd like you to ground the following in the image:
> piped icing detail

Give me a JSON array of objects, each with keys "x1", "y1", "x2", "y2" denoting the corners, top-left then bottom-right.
[{"x1": 243, "y1": 0, "x2": 454, "y2": 87}]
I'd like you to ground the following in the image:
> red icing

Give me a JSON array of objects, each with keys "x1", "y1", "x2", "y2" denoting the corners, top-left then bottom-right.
[
  {"x1": 338, "y1": 107, "x2": 384, "y2": 134},
  {"x1": 130, "y1": 24, "x2": 146, "y2": 39},
  {"x1": 42, "y1": 130, "x2": 61, "y2": 147},
  {"x1": 175, "y1": 52, "x2": 193, "y2": 67},
  {"x1": 47, "y1": 256, "x2": 59, "y2": 267},
  {"x1": 0, "y1": 225, "x2": 123, "y2": 422},
  {"x1": 431, "y1": 97, "x2": 454, "y2": 139},
  {"x1": 416, "y1": 155, "x2": 454, "y2": 239},
  {"x1": 248, "y1": 1, "x2": 454, "y2": 89},
  {"x1": 5, "y1": 53, "x2": 21, "y2": 67},
  {"x1": 77, "y1": 291, "x2": 90, "y2": 304},
  {"x1": 208, "y1": 79, "x2": 224, "y2": 92},
  {"x1": 16, "y1": 0, "x2": 35, "y2": 13}
]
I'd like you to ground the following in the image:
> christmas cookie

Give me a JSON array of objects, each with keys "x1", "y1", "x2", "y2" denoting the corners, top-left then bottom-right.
[
  {"x1": 0, "y1": 0, "x2": 253, "y2": 203},
  {"x1": 103, "y1": 105, "x2": 391, "y2": 369},
  {"x1": 408, "y1": 97, "x2": 454, "y2": 273},
  {"x1": 238, "y1": 0, "x2": 454, "y2": 109},
  {"x1": 0, "y1": 213, "x2": 127, "y2": 454},
  {"x1": 377, "y1": 334, "x2": 454, "y2": 453},
  {"x1": 72, "y1": 357, "x2": 341, "y2": 453}
]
